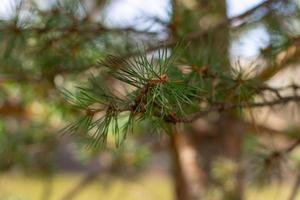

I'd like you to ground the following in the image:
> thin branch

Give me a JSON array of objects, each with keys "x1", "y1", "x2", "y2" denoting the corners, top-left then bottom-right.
[
  {"x1": 257, "y1": 36, "x2": 300, "y2": 81},
  {"x1": 60, "y1": 168, "x2": 100, "y2": 200},
  {"x1": 261, "y1": 138, "x2": 300, "y2": 177},
  {"x1": 284, "y1": 138, "x2": 300, "y2": 154},
  {"x1": 272, "y1": 138, "x2": 300, "y2": 157},
  {"x1": 0, "y1": 0, "x2": 288, "y2": 84},
  {"x1": 175, "y1": 95, "x2": 300, "y2": 123},
  {"x1": 259, "y1": 84, "x2": 300, "y2": 93},
  {"x1": 0, "y1": 25, "x2": 160, "y2": 37}
]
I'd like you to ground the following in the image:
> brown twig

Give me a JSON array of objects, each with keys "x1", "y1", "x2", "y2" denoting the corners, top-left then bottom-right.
[
  {"x1": 284, "y1": 138, "x2": 300, "y2": 154},
  {"x1": 0, "y1": 26, "x2": 160, "y2": 37},
  {"x1": 177, "y1": 95, "x2": 300, "y2": 123},
  {"x1": 60, "y1": 168, "x2": 100, "y2": 200}
]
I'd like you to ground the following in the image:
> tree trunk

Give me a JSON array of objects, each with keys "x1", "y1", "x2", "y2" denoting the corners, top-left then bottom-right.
[
  {"x1": 170, "y1": 125, "x2": 207, "y2": 200},
  {"x1": 191, "y1": 114, "x2": 244, "y2": 200},
  {"x1": 171, "y1": 0, "x2": 245, "y2": 199}
]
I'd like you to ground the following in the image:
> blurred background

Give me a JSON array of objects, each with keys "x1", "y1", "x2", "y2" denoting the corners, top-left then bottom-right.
[{"x1": 0, "y1": 0, "x2": 300, "y2": 199}]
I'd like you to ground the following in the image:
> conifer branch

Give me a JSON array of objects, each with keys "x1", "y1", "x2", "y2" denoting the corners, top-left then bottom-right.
[
  {"x1": 80, "y1": 89, "x2": 300, "y2": 125},
  {"x1": 62, "y1": 42, "x2": 300, "y2": 146}
]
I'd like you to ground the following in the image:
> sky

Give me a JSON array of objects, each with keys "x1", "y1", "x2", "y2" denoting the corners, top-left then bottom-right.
[
  {"x1": 0, "y1": 0, "x2": 266, "y2": 22},
  {"x1": 104, "y1": 0, "x2": 265, "y2": 27},
  {"x1": 227, "y1": 0, "x2": 264, "y2": 16}
]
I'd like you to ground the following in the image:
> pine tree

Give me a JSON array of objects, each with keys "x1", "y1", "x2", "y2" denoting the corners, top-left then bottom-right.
[{"x1": 1, "y1": 0, "x2": 300, "y2": 199}]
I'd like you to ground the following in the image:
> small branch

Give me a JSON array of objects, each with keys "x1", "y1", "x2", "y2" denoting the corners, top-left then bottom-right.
[
  {"x1": 0, "y1": 26, "x2": 160, "y2": 37},
  {"x1": 261, "y1": 138, "x2": 300, "y2": 178},
  {"x1": 60, "y1": 157, "x2": 102, "y2": 200},
  {"x1": 259, "y1": 84, "x2": 300, "y2": 93},
  {"x1": 1, "y1": 0, "x2": 288, "y2": 84},
  {"x1": 60, "y1": 170, "x2": 99, "y2": 200},
  {"x1": 284, "y1": 138, "x2": 300, "y2": 154},
  {"x1": 178, "y1": 95, "x2": 300, "y2": 123},
  {"x1": 257, "y1": 36, "x2": 300, "y2": 81}
]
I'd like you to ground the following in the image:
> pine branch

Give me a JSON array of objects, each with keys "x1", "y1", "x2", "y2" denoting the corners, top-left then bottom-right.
[
  {"x1": 81, "y1": 94, "x2": 300, "y2": 123},
  {"x1": 0, "y1": 0, "x2": 289, "y2": 85},
  {"x1": 66, "y1": 86, "x2": 300, "y2": 145},
  {"x1": 0, "y1": 1, "x2": 160, "y2": 37},
  {"x1": 62, "y1": 48, "x2": 198, "y2": 146},
  {"x1": 249, "y1": 135, "x2": 300, "y2": 184},
  {"x1": 62, "y1": 42, "x2": 300, "y2": 147},
  {"x1": 262, "y1": 138, "x2": 300, "y2": 172}
]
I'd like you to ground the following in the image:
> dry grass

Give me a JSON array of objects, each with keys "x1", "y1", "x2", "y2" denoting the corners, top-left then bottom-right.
[{"x1": 0, "y1": 173, "x2": 298, "y2": 200}]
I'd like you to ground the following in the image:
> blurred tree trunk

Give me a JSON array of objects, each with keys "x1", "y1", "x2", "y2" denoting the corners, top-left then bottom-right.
[
  {"x1": 170, "y1": 0, "x2": 244, "y2": 199},
  {"x1": 191, "y1": 114, "x2": 244, "y2": 200},
  {"x1": 170, "y1": 126, "x2": 207, "y2": 200}
]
